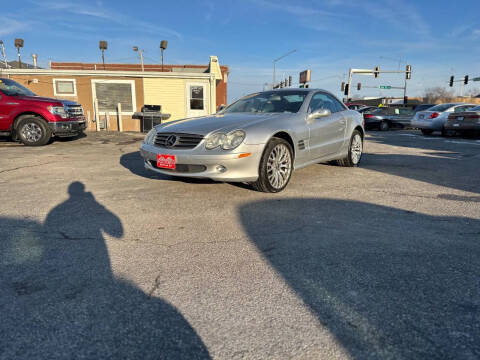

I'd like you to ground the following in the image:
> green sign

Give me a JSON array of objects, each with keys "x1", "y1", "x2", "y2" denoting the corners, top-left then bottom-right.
[
  {"x1": 473, "y1": 77, "x2": 480, "y2": 82},
  {"x1": 379, "y1": 85, "x2": 392, "y2": 89}
]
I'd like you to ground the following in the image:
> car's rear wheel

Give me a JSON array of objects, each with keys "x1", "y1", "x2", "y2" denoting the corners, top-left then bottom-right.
[
  {"x1": 421, "y1": 129, "x2": 433, "y2": 135},
  {"x1": 17, "y1": 117, "x2": 51, "y2": 146},
  {"x1": 252, "y1": 137, "x2": 293, "y2": 193},
  {"x1": 336, "y1": 130, "x2": 363, "y2": 167},
  {"x1": 379, "y1": 121, "x2": 389, "y2": 131}
]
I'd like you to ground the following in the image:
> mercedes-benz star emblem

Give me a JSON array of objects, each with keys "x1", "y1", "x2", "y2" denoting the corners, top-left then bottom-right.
[{"x1": 165, "y1": 135, "x2": 177, "y2": 147}]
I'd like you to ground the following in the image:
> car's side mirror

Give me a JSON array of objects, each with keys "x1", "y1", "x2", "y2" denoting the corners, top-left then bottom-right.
[
  {"x1": 217, "y1": 105, "x2": 226, "y2": 112},
  {"x1": 308, "y1": 108, "x2": 331, "y2": 121}
]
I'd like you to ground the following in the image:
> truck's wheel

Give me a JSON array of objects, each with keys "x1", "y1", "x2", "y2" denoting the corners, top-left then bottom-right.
[
  {"x1": 17, "y1": 117, "x2": 51, "y2": 146},
  {"x1": 336, "y1": 130, "x2": 363, "y2": 167},
  {"x1": 252, "y1": 137, "x2": 293, "y2": 193}
]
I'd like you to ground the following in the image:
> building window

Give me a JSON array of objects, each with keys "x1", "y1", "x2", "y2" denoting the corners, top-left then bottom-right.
[
  {"x1": 53, "y1": 79, "x2": 76, "y2": 96},
  {"x1": 92, "y1": 80, "x2": 135, "y2": 113},
  {"x1": 190, "y1": 86, "x2": 204, "y2": 110}
]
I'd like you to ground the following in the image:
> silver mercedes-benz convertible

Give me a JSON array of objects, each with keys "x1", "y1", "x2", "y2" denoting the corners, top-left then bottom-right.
[{"x1": 140, "y1": 89, "x2": 364, "y2": 192}]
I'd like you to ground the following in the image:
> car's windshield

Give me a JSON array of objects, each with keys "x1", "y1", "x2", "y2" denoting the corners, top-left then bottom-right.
[
  {"x1": 428, "y1": 103, "x2": 454, "y2": 112},
  {"x1": 0, "y1": 78, "x2": 37, "y2": 96},
  {"x1": 223, "y1": 90, "x2": 308, "y2": 114}
]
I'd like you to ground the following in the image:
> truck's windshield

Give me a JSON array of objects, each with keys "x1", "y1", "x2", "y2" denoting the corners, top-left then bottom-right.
[{"x1": 0, "y1": 78, "x2": 37, "y2": 96}]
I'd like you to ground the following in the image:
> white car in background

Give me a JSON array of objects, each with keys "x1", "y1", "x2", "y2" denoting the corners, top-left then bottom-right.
[{"x1": 411, "y1": 103, "x2": 476, "y2": 136}]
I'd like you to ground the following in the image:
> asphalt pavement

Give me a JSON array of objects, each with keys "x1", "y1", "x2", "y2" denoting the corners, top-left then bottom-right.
[{"x1": 1, "y1": 130, "x2": 479, "y2": 359}]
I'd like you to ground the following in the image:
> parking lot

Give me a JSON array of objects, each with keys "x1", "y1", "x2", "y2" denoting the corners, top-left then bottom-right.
[{"x1": 1, "y1": 131, "x2": 480, "y2": 359}]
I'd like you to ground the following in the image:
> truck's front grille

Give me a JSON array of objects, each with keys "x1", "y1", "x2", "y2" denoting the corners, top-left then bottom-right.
[
  {"x1": 66, "y1": 105, "x2": 84, "y2": 117},
  {"x1": 154, "y1": 133, "x2": 203, "y2": 149}
]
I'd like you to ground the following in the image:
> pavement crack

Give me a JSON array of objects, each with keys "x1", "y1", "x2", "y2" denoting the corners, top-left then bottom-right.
[{"x1": 0, "y1": 162, "x2": 56, "y2": 175}]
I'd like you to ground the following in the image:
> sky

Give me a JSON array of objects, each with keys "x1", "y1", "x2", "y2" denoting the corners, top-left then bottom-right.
[{"x1": 1, "y1": 0, "x2": 479, "y2": 102}]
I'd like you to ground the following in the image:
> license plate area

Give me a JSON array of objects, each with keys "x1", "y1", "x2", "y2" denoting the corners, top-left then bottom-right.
[{"x1": 156, "y1": 154, "x2": 176, "y2": 169}]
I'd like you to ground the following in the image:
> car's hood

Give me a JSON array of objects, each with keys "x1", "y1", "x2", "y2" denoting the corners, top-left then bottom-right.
[{"x1": 155, "y1": 113, "x2": 290, "y2": 136}]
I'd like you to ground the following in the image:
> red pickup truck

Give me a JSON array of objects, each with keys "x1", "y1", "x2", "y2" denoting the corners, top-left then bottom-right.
[{"x1": 0, "y1": 78, "x2": 86, "y2": 146}]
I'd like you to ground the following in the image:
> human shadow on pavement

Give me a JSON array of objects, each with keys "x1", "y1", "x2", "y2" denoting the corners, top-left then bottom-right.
[
  {"x1": 239, "y1": 198, "x2": 480, "y2": 359},
  {"x1": 0, "y1": 182, "x2": 210, "y2": 360}
]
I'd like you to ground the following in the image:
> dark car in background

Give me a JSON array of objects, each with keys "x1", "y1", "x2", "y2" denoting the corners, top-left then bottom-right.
[
  {"x1": 444, "y1": 105, "x2": 480, "y2": 137},
  {"x1": 363, "y1": 106, "x2": 415, "y2": 131}
]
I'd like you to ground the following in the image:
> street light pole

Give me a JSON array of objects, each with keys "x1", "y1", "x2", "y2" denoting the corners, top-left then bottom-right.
[{"x1": 273, "y1": 49, "x2": 296, "y2": 88}]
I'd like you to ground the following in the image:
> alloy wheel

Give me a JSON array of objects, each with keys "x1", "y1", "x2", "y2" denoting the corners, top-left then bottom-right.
[
  {"x1": 266, "y1": 143, "x2": 292, "y2": 189},
  {"x1": 351, "y1": 134, "x2": 363, "y2": 165},
  {"x1": 21, "y1": 123, "x2": 43, "y2": 143}
]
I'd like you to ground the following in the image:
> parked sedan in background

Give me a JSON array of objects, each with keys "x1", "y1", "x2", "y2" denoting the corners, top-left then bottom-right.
[
  {"x1": 363, "y1": 106, "x2": 415, "y2": 131},
  {"x1": 411, "y1": 103, "x2": 476, "y2": 136},
  {"x1": 444, "y1": 105, "x2": 480, "y2": 137},
  {"x1": 140, "y1": 89, "x2": 365, "y2": 192}
]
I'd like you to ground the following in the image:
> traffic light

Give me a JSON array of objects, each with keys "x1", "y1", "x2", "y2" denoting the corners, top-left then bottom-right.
[
  {"x1": 449, "y1": 76, "x2": 454, "y2": 87},
  {"x1": 464, "y1": 75, "x2": 469, "y2": 85},
  {"x1": 288, "y1": 76, "x2": 292, "y2": 87},
  {"x1": 344, "y1": 83, "x2": 349, "y2": 96},
  {"x1": 374, "y1": 66, "x2": 380, "y2": 78},
  {"x1": 357, "y1": 82, "x2": 361, "y2": 91},
  {"x1": 404, "y1": 96, "x2": 408, "y2": 105},
  {"x1": 341, "y1": 82, "x2": 345, "y2": 92},
  {"x1": 406, "y1": 64, "x2": 411, "y2": 80}
]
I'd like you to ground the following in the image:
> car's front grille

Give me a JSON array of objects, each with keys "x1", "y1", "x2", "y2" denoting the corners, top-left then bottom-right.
[
  {"x1": 154, "y1": 133, "x2": 203, "y2": 149},
  {"x1": 148, "y1": 161, "x2": 206, "y2": 173},
  {"x1": 65, "y1": 105, "x2": 84, "y2": 117}
]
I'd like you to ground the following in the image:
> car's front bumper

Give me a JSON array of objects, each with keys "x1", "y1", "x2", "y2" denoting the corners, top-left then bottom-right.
[
  {"x1": 140, "y1": 142, "x2": 263, "y2": 182},
  {"x1": 49, "y1": 119, "x2": 86, "y2": 136}
]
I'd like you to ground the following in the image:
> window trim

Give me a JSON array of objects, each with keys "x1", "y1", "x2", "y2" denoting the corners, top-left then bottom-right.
[
  {"x1": 53, "y1": 78, "x2": 77, "y2": 97},
  {"x1": 91, "y1": 79, "x2": 136, "y2": 115}
]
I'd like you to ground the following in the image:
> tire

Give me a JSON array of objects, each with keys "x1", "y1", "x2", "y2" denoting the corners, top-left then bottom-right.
[
  {"x1": 336, "y1": 130, "x2": 363, "y2": 167},
  {"x1": 440, "y1": 126, "x2": 449, "y2": 137},
  {"x1": 252, "y1": 137, "x2": 293, "y2": 193},
  {"x1": 17, "y1": 117, "x2": 51, "y2": 146},
  {"x1": 379, "y1": 121, "x2": 389, "y2": 131},
  {"x1": 421, "y1": 129, "x2": 434, "y2": 136}
]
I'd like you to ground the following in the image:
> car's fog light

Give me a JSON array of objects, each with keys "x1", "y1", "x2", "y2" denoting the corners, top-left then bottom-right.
[{"x1": 216, "y1": 165, "x2": 227, "y2": 173}]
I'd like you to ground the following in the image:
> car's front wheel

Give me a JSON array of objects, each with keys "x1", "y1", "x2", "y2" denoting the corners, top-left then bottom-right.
[
  {"x1": 379, "y1": 121, "x2": 389, "y2": 131},
  {"x1": 17, "y1": 117, "x2": 52, "y2": 146},
  {"x1": 252, "y1": 137, "x2": 293, "y2": 193}
]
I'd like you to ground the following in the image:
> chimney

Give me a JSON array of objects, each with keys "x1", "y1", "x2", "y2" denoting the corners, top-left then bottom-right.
[{"x1": 32, "y1": 54, "x2": 38, "y2": 69}]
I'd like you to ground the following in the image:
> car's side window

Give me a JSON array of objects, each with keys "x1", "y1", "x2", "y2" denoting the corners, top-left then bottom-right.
[{"x1": 309, "y1": 93, "x2": 343, "y2": 114}]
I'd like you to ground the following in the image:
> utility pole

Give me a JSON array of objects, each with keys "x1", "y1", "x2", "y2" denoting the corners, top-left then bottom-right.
[
  {"x1": 0, "y1": 40, "x2": 8, "y2": 69},
  {"x1": 133, "y1": 46, "x2": 144, "y2": 71},
  {"x1": 273, "y1": 49, "x2": 296, "y2": 88}
]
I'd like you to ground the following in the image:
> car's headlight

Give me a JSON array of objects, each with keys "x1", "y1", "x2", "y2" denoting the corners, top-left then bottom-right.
[
  {"x1": 47, "y1": 106, "x2": 68, "y2": 119},
  {"x1": 223, "y1": 130, "x2": 246, "y2": 150},
  {"x1": 205, "y1": 130, "x2": 245, "y2": 150},
  {"x1": 144, "y1": 128, "x2": 156, "y2": 144}
]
